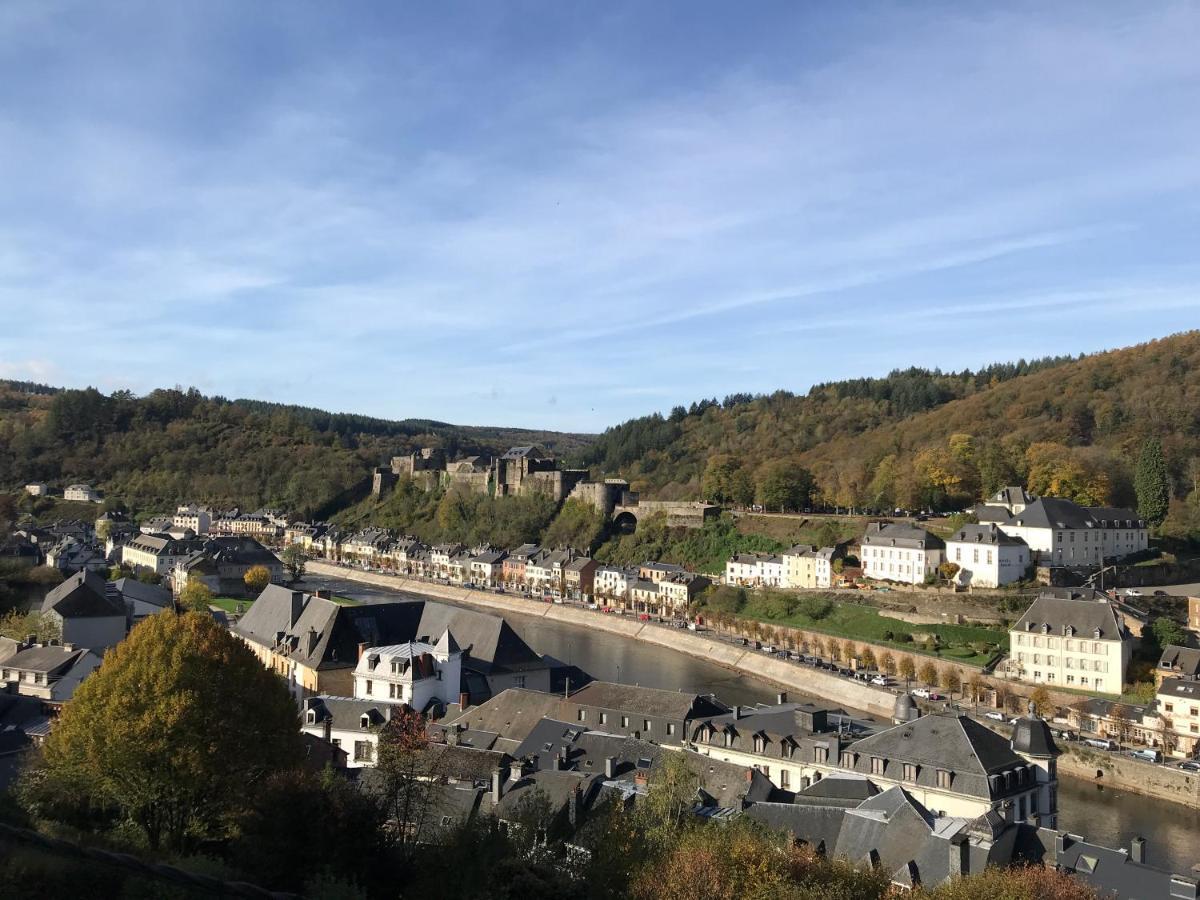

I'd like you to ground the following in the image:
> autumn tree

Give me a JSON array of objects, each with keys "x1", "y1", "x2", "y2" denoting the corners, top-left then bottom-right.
[
  {"x1": 244, "y1": 564, "x2": 272, "y2": 593},
  {"x1": 376, "y1": 705, "x2": 437, "y2": 857},
  {"x1": 967, "y1": 674, "x2": 987, "y2": 704},
  {"x1": 941, "y1": 667, "x2": 963, "y2": 696},
  {"x1": 1135, "y1": 438, "x2": 1171, "y2": 526},
  {"x1": 917, "y1": 660, "x2": 938, "y2": 686},
  {"x1": 861, "y1": 647, "x2": 877, "y2": 671},
  {"x1": 178, "y1": 577, "x2": 213, "y2": 612},
  {"x1": 899, "y1": 656, "x2": 916, "y2": 684},
  {"x1": 24, "y1": 612, "x2": 301, "y2": 851},
  {"x1": 754, "y1": 460, "x2": 815, "y2": 512},
  {"x1": 1029, "y1": 686, "x2": 1054, "y2": 717},
  {"x1": 281, "y1": 543, "x2": 308, "y2": 582},
  {"x1": 880, "y1": 651, "x2": 896, "y2": 675}
]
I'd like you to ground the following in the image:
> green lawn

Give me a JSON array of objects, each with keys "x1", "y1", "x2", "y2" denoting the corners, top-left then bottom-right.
[
  {"x1": 209, "y1": 593, "x2": 358, "y2": 614},
  {"x1": 737, "y1": 596, "x2": 1007, "y2": 667}
]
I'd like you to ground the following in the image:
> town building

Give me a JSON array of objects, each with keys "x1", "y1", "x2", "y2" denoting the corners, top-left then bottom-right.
[
  {"x1": 563, "y1": 557, "x2": 598, "y2": 600},
  {"x1": 978, "y1": 490, "x2": 1148, "y2": 568},
  {"x1": 782, "y1": 545, "x2": 842, "y2": 590},
  {"x1": 24, "y1": 482, "x2": 48, "y2": 497},
  {"x1": 469, "y1": 548, "x2": 507, "y2": 587},
  {"x1": 944, "y1": 524, "x2": 1030, "y2": 587},
  {"x1": 121, "y1": 533, "x2": 207, "y2": 581},
  {"x1": 1154, "y1": 679, "x2": 1200, "y2": 757},
  {"x1": 63, "y1": 483, "x2": 101, "y2": 503},
  {"x1": 501, "y1": 544, "x2": 541, "y2": 592},
  {"x1": 109, "y1": 578, "x2": 175, "y2": 625},
  {"x1": 172, "y1": 537, "x2": 284, "y2": 598},
  {"x1": 0, "y1": 639, "x2": 102, "y2": 703},
  {"x1": 354, "y1": 632, "x2": 463, "y2": 713},
  {"x1": 43, "y1": 537, "x2": 108, "y2": 575},
  {"x1": 1006, "y1": 589, "x2": 1133, "y2": 695},
  {"x1": 172, "y1": 505, "x2": 212, "y2": 535},
  {"x1": 593, "y1": 564, "x2": 638, "y2": 605},
  {"x1": 40, "y1": 570, "x2": 127, "y2": 652},
  {"x1": 234, "y1": 586, "x2": 549, "y2": 700},
  {"x1": 690, "y1": 696, "x2": 1060, "y2": 826},
  {"x1": 860, "y1": 523, "x2": 945, "y2": 585}
]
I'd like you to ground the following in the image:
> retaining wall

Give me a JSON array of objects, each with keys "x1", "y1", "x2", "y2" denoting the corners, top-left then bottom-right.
[{"x1": 306, "y1": 562, "x2": 897, "y2": 717}]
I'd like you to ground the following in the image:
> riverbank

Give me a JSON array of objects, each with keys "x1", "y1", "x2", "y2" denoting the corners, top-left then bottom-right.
[{"x1": 305, "y1": 561, "x2": 898, "y2": 718}]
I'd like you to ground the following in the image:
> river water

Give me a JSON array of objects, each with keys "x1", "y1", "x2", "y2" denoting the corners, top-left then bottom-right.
[{"x1": 304, "y1": 573, "x2": 1200, "y2": 874}]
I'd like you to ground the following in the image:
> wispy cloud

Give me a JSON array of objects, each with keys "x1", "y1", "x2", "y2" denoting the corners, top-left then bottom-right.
[{"x1": 0, "y1": 3, "x2": 1199, "y2": 427}]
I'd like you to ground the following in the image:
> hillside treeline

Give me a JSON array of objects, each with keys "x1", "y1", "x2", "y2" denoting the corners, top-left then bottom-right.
[
  {"x1": 576, "y1": 333, "x2": 1200, "y2": 535},
  {"x1": 0, "y1": 384, "x2": 587, "y2": 518}
]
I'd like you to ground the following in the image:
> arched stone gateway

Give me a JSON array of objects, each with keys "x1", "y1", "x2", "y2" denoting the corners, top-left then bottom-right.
[{"x1": 612, "y1": 511, "x2": 638, "y2": 533}]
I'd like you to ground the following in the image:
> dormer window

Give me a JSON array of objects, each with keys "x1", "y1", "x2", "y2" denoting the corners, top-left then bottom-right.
[
  {"x1": 870, "y1": 757, "x2": 886, "y2": 776},
  {"x1": 1094, "y1": 628, "x2": 1102, "y2": 639},
  {"x1": 1041, "y1": 623, "x2": 1050, "y2": 634},
  {"x1": 360, "y1": 714, "x2": 372, "y2": 729},
  {"x1": 306, "y1": 710, "x2": 317, "y2": 725}
]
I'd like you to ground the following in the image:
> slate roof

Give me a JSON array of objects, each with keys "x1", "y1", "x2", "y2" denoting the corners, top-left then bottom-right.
[
  {"x1": 415, "y1": 603, "x2": 543, "y2": 674},
  {"x1": 303, "y1": 696, "x2": 391, "y2": 732},
  {"x1": 843, "y1": 714, "x2": 1029, "y2": 801},
  {"x1": 234, "y1": 586, "x2": 425, "y2": 671},
  {"x1": 1047, "y1": 830, "x2": 1196, "y2": 900},
  {"x1": 946, "y1": 524, "x2": 1027, "y2": 547},
  {"x1": 110, "y1": 577, "x2": 174, "y2": 610},
  {"x1": 568, "y1": 682, "x2": 729, "y2": 720},
  {"x1": 861, "y1": 523, "x2": 945, "y2": 551},
  {"x1": 1158, "y1": 645, "x2": 1200, "y2": 678},
  {"x1": 41, "y1": 571, "x2": 125, "y2": 619},
  {"x1": 1157, "y1": 678, "x2": 1200, "y2": 701},
  {"x1": 1015, "y1": 592, "x2": 1128, "y2": 641},
  {"x1": 1, "y1": 644, "x2": 93, "y2": 675},
  {"x1": 437, "y1": 688, "x2": 570, "y2": 744},
  {"x1": 426, "y1": 742, "x2": 510, "y2": 783}
]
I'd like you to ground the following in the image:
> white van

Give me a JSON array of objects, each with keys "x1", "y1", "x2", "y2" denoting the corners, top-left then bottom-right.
[
  {"x1": 1130, "y1": 749, "x2": 1162, "y2": 763},
  {"x1": 1084, "y1": 738, "x2": 1118, "y2": 751}
]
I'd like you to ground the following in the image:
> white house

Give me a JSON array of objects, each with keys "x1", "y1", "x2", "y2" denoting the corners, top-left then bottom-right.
[
  {"x1": 64, "y1": 483, "x2": 101, "y2": 503},
  {"x1": 1006, "y1": 589, "x2": 1133, "y2": 695},
  {"x1": 24, "y1": 482, "x2": 49, "y2": 497},
  {"x1": 173, "y1": 505, "x2": 212, "y2": 535},
  {"x1": 594, "y1": 565, "x2": 638, "y2": 604},
  {"x1": 300, "y1": 631, "x2": 463, "y2": 768},
  {"x1": 353, "y1": 632, "x2": 462, "y2": 712},
  {"x1": 725, "y1": 553, "x2": 766, "y2": 587},
  {"x1": 121, "y1": 533, "x2": 206, "y2": 580},
  {"x1": 945, "y1": 524, "x2": 1029, "y2": 588},
  {"x1": 859, "y1": 523, "x2": 945, "y2": 585},
  {"x1": 978, "y1": 494, "x2": 1148, "y2": 569}
]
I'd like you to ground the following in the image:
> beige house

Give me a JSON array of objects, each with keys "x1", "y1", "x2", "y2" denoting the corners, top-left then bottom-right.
[
  {"x1": 782, "y1": 545, "x2": 840, "y2": 589},
  {"x1": 1006, "y1": 589, "x2": 1133, "y2": 695}
]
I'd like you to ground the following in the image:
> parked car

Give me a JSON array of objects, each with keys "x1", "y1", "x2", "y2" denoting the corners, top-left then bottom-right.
[
  {"x1": 1084, "y1": 738, "x2": 1118, "y2": 751},
  {"x1": 911, "y1": 688, "x2": 931, "y2": 699},
  {"x1": 1154, "y1": 590, "x2": 1170, "y2": 597},
  {"x1": 984, "y1": 711, "x2": 1007, "y2": 722},
  {"x1": 1123, "y1": 588, "x2": 1144, "y2": 598},
  {"x1": 927, "y1": 692, "x2": 944, "y2": 701},
  {"x1": 870, "y1": 675, "x2": 888, "y2": 686},
  {"x1": 1052, "y1": 729, "x2": 1078, "y2": 741},
  {"x1": 1130, "y1": 749, "x2": 1163, "y2": 763},
  {"x1": 1178, "y1": 760, "x2": 1200, "y2": 772}
]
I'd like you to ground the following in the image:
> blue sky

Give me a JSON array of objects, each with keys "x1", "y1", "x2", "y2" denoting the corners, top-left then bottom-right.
[{"x1": 1, "y1": 2, "x2": 1199, "y2": 432}]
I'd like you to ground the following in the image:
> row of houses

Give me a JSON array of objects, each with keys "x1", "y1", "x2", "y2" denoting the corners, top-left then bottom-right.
[
  {"x1": 286, "y1": 526, "x2": 712, "y2": 614},
  {"x1": 726, "y1": 544, "x2": 851, "y2": 590}
]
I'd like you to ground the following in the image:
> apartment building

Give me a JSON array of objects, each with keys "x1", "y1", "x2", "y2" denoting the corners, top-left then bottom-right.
[
  {"x1": 860, "y1": 523, "x2": 944, "y2": 585},
  {"x1": 1006, "y1": 589, "x2": 1133, "y2": 695},
  {"x1": 944, "y1": 524, "x2": 1030, "y2": 587}
]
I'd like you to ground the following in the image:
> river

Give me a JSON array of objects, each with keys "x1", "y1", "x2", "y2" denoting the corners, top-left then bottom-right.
[{"x1": 303, "y1": 573, "x2": 1200, "y2": 874}]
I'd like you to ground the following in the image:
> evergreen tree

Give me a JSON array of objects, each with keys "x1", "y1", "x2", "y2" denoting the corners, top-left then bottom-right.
[{"x1": 1134, "y1": 437, "x2": 1170, "y2": 526}]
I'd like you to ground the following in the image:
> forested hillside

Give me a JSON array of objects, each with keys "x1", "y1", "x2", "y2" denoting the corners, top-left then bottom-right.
[
  {"x1": 0, "y1": 384, "x2": 591, "y2": 518},
  {"x1": 577, "y1": 332, "x2": 1200, "y2": 536}
]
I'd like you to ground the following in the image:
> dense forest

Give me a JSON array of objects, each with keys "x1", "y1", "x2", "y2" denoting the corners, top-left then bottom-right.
[
  {"x1": 573, "y1": 332, "x2": 1200, "y2": 538},
  {"x1": 0, "y1": 383, "x2": 591, "y2": 519}
]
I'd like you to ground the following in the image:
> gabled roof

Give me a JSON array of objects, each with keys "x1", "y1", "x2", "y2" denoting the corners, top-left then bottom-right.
[
  {"x1": 110, "y1": 578, "x2": 173, "y2": 610},
  {"x1": 861, "y1": 523, "x2": 945, "y2": 550},
  {"x1": 568, "y1": 682, "x2": 729, "y2": 720},
  {"x1": 41, "y1": 571, "x2": 125, "y2": 619},
  {"x1": 1158, "y1": 645, "x2": 1200, "y2": 678},
  {"x1": 1015, "y1": 592, "x2": 1127, "y2": 641},
  {"x1": 437, "y1": 688, "x2": 570, "y2": 744},
  {"x1": 416, "y1": 603, "x2": 542, "y2": 673},
  {"x1": 844, "y1": 714, "x2": 1027, "y2": 800},
  {"x1": 946, "y1": 524, "x2": 1027, "y2": 547}
]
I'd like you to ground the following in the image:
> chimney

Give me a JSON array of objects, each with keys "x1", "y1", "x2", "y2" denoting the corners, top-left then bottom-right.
[
  {"x1": 289, "y1": 591, "x2": 304, "y2": 627},
  {"x1": 568, "y1": 783, "x2": 583, "y2": 828},
  {"x1": 323, "y1": 716, "x2": 332, "y2": 744},
  {"x1": 1131, "y1": 836, "x2": 1146, "y2": 865},
  {"x1": 634, "y1": 770, "x2": 648, "y2": 788},
  {"x1": 949, "y1": 834, "x2": 969, "y2": 877},
  {"x1": 777, "y1": 692, "x2": 788, "y2": 705},
  {"x1": 357, "y1": 642, "x2": 368, "y2": 662},
  {"x1": 458, "y1": 691, "x2": 469, "y2": 710},
  {"x1": 491, "y1": 768, "x2": 504, "y2": 804},
  {"x1": 733, "y1": 705, "x2": 742, "y2": 720},
  {"x1": 745, "y1": 768, "x2": 754, "y2": 784},
  {"x1": 1055, "y1": 832, "x2": 1069, "y2": 857},
  {"x1": 510, "y1": 762, "x2": 525, "y2": 784},
  {"x1": 604, "y1": 756, "x2": 616, "y2": 779}
]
